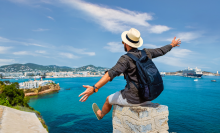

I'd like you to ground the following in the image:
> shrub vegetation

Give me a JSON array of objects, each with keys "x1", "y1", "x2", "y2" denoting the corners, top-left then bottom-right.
[{"x1": 0, "y1": 81, "x2": 48, "y2": 131}]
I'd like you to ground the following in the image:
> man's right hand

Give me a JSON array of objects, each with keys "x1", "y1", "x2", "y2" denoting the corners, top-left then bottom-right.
[
  {"x1": 170, "y1": 37, "x2": 181, "y2": 47},
  {"x1": 79, "y1": 85, "x2": 94, "y2": 102}
]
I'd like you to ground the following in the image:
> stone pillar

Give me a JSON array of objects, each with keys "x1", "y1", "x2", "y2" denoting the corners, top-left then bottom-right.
[{"x1": 112, "y1": 102, "x2": 169, "y2": 133}]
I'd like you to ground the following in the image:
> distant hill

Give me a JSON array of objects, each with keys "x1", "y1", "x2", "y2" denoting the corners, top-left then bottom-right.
[
  {"x1": 0, "y1": 63, "x2": 108, "y2": 72},
  {"x1": 75, "y1": 65, "x2": 108, "y2": 72},
  {"x1": 0, "y1": 63, "x2": 73, "y2": 72}
]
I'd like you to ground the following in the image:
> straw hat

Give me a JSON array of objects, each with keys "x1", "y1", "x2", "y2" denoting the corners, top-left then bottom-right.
[{"x1": 121, "y1": 28, "x2": 143, "y2": 48}]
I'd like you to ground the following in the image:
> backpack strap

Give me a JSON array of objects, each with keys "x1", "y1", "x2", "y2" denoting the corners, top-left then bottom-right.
[
  {"x1": 125, "y1": 53, "x2": 139, "y2": 62},
  {"x1": 125, "y1": 52, "x2": 140, "y2": 90},
  {"x1": 141, "y1": 50, "x2": 147, "y2": 57}
]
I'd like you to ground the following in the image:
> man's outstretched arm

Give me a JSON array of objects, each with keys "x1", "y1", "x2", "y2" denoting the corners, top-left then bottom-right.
[
  {"x1": 146, "y1": 37, "x2": 181, "y2": 59},
  {"x1": 79, "y1": 72, "x2": 111, "y2": 102}
]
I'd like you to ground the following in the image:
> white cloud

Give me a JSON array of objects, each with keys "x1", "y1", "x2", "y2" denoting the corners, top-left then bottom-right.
[
  {"x1": 59, "y1": 53, "x2": 79, "y2": 59},
  {"x1": 8, "y1": 0, "x2": 51, "y2": 4},
  {"x1": 0, "y1": 36, "x2": 46, "y2": 47},
  {"x1": 142, "y1": 43, "x2": 193, "y2": 67},
  {"x1": 13, "y1": 51, "x2": 36, "y2": 56},
  {"x1": 60, "y1": 0, "x2": 170, "y2": 33},
  {"x1": 155, "y1": 56, "x2": 191, "y2": 67},
  {"x1": 9, "y1": 0, "x2": 170, "y2": 33},
  {"x1": 47, "y1": 16, "x2": 54, "y2": 20},
  {"x1": 0, "y1": 59, "x2": 15, "y2": 66},
  {"x1": 166, "y1": 32, "x2": 202, "y2": 42},
  {"x1": 67, "y1": 46, "x2": 95, "y2": 56},
  {"x1": 30, "y1": 43, "x2": 46, "y2": 47},
  {"x1": 169, "y1": 48, "x2": 192, "y2": 58},
  {"x1": 0, "y1": 46, "x2": 12, "y2": 54},
  {"x1": 0, "y1": 36, "x2": 11, "y2": 42},
  {"x1": 154, "y1": 48, "x2": 193, "y2": 67},
  {"x1": 35, "y1": 50, "x2": 46, "y2": 54},
  {"x1": 33, "y1": 28, "x2": 49, "y2": 32},
  {"x1": 149, "y1": 25, "x2": 171, "y2": 34},
  {"x1": 104, "y1": 42, "x2": 124, "y2": 53}
]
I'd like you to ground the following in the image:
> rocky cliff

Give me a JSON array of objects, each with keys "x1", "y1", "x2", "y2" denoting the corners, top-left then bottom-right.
[{"x1": 23, "y1": 84, "x2": 60, "y2": 97}]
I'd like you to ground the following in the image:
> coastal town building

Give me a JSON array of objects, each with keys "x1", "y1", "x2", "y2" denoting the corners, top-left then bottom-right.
[
  {"x1": 2, "y1": 72, "x2": 23, "y2": 77},
  {"x1": 77, "y1": 71, "x2": 90, "y2": 76},
  {"x1": 45, "y1": 72, "x2": 74, "y2": 77},
  {"x1": 19, "y1": 80, "x2": 55, "y2": 89},
  {"x1": 45, "y1": 72, "x2": 55, "y2": 76},
  {"x1": 24, "y1": 72, "x2": 40, "y2": 76}
]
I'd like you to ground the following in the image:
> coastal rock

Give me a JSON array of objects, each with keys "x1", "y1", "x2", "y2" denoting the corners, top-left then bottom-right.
[
  {"x1": 112, "y1": 103, "x2": 169, "y2": 133},
  {"x1": 24, "y1": 84, "x2": 60, "y2": 97},
  {"x1": 0, "y1": 105, "x2": 48, "y2": 133}
]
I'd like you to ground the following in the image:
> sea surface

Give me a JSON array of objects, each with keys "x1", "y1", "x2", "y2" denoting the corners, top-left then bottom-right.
[{"x1": 1, "y1": 76, "x2": 220, "y2": 133}]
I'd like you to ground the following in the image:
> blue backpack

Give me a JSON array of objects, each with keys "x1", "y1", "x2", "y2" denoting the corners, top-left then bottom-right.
[{"x1": 125, "y1": 50, "x2": 164, "y2": 101}]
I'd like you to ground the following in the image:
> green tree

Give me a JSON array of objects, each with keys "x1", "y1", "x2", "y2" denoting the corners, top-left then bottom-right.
[{"x1": 0, "y1": 82, "x2": 29, "y2": 107}]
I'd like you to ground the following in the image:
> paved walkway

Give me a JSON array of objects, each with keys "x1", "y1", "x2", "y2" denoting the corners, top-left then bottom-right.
[{"x1": 0, "y1": 105, "x2": 47, "y2": 133}]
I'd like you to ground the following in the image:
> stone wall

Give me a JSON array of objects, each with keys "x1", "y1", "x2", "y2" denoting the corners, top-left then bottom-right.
[{"x1": 112, "y1": 102, "x2": 169, "y2": 133}]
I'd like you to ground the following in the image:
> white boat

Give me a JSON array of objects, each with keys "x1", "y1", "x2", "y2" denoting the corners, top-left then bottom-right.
[
  {"x1": 160, "y1": 72, "x2": 166, "y2": 77},
  {"x1": 182, "y1": 67, "x2": 203, "y2": 78},
  {"x1": 194, "y1": 79, "x2": 198, "y2": 81}
]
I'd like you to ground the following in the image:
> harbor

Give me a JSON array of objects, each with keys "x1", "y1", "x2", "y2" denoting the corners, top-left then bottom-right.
[{"x1": 160, "y1": 67, "x2": 219, "y2": 77}]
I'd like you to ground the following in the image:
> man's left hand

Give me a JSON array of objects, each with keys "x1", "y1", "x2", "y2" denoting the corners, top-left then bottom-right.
[
  {"x1": 79, "y1": 85, "x2": 94, "y2": 102},
  {"x1": 171, "y1": 37, "x2": 181, "y2": 47}
]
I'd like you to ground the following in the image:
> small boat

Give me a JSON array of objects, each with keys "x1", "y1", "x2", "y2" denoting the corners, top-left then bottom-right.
[
  {"x1": 211, "y1": 80, "x2": 216, "y2": 82},
  {"x1": 65, "y1": 88, "x2": 71, "y2": 90},
  {"x1": 194, "y1": 79, "x2": 198, "y2": 81}
]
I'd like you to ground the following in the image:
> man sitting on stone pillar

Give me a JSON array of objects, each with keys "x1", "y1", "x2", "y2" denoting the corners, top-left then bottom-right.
[{"x1": 79, "y1": 28, "x2": 181, "y2": 120}]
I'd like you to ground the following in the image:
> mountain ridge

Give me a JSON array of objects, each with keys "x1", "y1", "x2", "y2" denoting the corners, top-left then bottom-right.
[{"x1": 0, "y1": 63, "x2": 108, "y2": 72}]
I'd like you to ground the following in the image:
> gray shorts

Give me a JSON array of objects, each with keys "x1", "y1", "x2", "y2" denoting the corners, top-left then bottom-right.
[{"x1": 108, "y1": 91, "x2": 151, "y2": 106}]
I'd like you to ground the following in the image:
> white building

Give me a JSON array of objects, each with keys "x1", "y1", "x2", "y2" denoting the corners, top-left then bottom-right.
[
  {"x1": 77, "y1": 71, "x2": 89, "y2": 76},
  {"x1": 24, "y1": 72, "x2": 42, "y2": 76},
  {"x1": 19, "y1": 80, "x2": 55, "y2": 89},
  {"x1": 2, "y1": 72, "x2": 24, "y2": 77},
  {"x1": 54, "y1": 72, "x2": 73, "y2": 77}
]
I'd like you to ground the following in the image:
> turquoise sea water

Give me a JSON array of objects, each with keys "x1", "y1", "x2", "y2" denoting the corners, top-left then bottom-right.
[{"x1": 1, "y1": 76, "x2": 220, "y2": 133}]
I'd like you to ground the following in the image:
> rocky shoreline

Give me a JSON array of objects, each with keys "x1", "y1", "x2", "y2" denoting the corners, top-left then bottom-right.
[{"x1": 22, "y1": 84, "x2": 60, "y2": 97}]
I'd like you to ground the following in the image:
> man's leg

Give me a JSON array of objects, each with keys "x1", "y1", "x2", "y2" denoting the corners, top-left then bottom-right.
[{"x1": 97, "y1": 96, "x2": 112, "y2": 119}]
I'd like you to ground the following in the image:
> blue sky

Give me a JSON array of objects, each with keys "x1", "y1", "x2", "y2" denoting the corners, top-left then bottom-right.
[{"x1": 0, "y1": 0, "x2": 219, "y2": 72}]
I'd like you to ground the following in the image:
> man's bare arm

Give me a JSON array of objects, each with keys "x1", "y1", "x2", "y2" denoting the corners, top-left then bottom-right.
[
  {"x1": 94, "y1": 72, "x2": 111, "y2": 89},
  {"x1": 79, "y1": 72, "x2": 111, "y2": 102}
]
